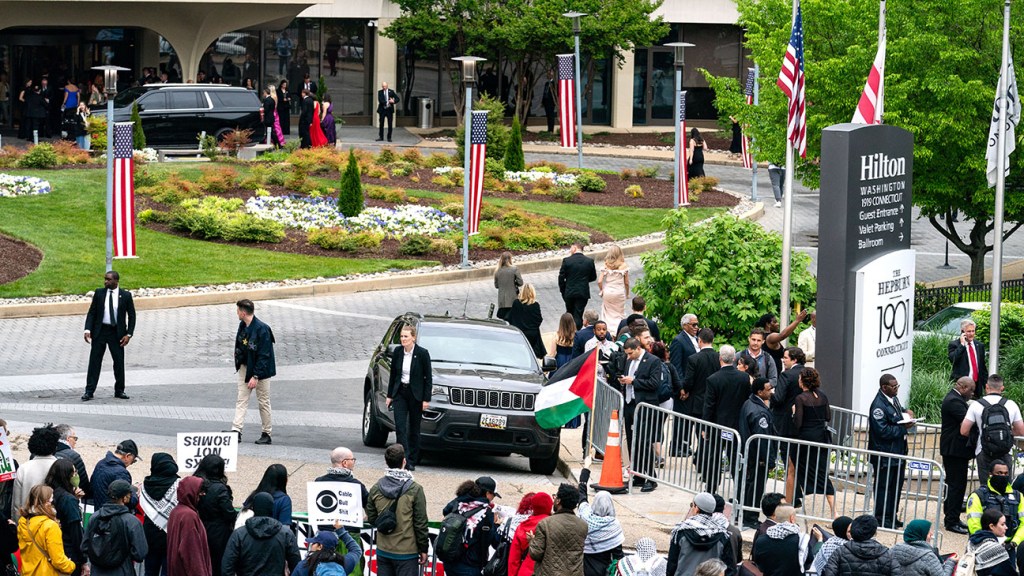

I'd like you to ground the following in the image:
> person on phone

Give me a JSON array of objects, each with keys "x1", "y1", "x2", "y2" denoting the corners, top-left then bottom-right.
[
  {"x1": 949, "y1": 319, "x2": 988, "y2": 400},
  {"x1": 387, "y1": 325, "x2": 432, "y2": 471}
]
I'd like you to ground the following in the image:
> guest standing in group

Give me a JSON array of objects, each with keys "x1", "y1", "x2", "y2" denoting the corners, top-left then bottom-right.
[
  {"x1": 194, "y1": 454, "x2": 236, "y2": 576},
  {"x1": 298, "y1": 89, "x2": 314, "y2": 148},
  {"x1": 494, "y1": 252, "x2": 524, "y2": 320},
  {"x1": 262, "y1": 88, "x2": 281, "y2": 147},
  {"x1": 139, "y1": 453, "x2": 181, "y2": 576},
  {"x1": 62, "y1": 78, "x2": 80, "y2": 126},
  {"x1": 18, "y1": 485, "x2": 76, "y2": 576},
  {"x1": 44, "y1": 460, "x2": 85, "y2": 576},
  {"x1": 507, "y1": 284, "x2": 546, "y2": 359},
  {"x1": 792, "y1": 368, "x2": 836, "y2": 519},
  {"x1": 729, "y1": 116, "x2": 742, "y2": 154},
  {"x1": 542, "y1": 70, "x2": 557, "y2": 133},
  {"x1": 558, "y1": 242, "x2": 597, "y2": 329},
  {"x1": 377, "y1": 81, "x2": 398, "y2": 142},
  {"x1": 276, "y1": 80, "x2": 291, "y2": 135},
  {"x1": 83, "y1": 270, "x2": 135, "y2": 401},
  {"x1": 72, "y1": 103, "x2": 90, "y2": 150},
  {"x1": 322, "y1": 94, "x2": 336, "y2": 146},
  {"x1": 687, "y1": 128, "x2": 706, "y2": 179},
  {"x1": 387, "y1": 324, "x2": 432, "y2": 470},
  {"x1": 550, "y1": 313, "x2": 577, "y2": 369},
  {"x1": 310, "y1": 96, "x2": 328, "y2": 148},
  {"x1": 598, "y1": 245, "x2": 629, "y2": 333},
  {"x1": 941, "y1": 377, "x2": 975, "y2": 534}
]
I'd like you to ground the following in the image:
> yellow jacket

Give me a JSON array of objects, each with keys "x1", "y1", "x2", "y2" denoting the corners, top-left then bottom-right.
[{"x1": 17, "y1": 514, "x2": 76, "y2": 576}]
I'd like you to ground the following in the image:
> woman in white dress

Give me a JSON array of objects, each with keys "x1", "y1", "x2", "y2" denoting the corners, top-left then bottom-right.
[{"x1": 598, "y1": 244, "x2": 629, "y2": 329}]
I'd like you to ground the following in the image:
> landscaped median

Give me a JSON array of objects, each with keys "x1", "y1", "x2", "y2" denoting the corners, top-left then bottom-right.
[{"x1": 0, "y1": 143, "x2": 735, "y2": 298}]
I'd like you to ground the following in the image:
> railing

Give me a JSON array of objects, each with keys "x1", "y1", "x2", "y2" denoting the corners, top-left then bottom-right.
[
  {"x1": 915, "y1": 276, "x2": 1024, "y2": 321},
  {"x1": 587, "y1": 379, "x2": 625, "y2": 456}
]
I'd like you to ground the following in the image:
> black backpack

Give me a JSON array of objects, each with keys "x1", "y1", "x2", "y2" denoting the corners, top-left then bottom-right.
[
  {"x1": 374, "y1": 495, "x2": 402, "y2": 535},
  {"x1": 482, "y1": 522, "x2": 513, "y2": 576},
  {"x1": 84, "y1": 512, "x2": 129, "y2": 569},
  {"x1": 435, "y1": 505, "x2": 485, "y2": 564},
  {"x1": 980, "y1": 397, "x2": 1015, "y2": 457}
]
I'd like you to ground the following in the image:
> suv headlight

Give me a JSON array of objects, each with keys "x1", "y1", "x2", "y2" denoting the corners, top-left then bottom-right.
[{"x1": 431, "y1": 385, "x2": 449, "y2": 398}]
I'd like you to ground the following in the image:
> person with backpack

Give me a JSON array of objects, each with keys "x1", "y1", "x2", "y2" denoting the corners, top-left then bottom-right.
[
  {"x1": 364, "y1": 443, "x2": 428, "y2": 576},
  {"x1": 438, "y1": 477, "x2": 499, "y2": 576},
  {"x1": 82, "y1": 479, "x2": 148, "y2": 576},
  {"x1": 966, "y1": 463, "x2": 1024, "y2": 546},
  {"x1": 961, "y1": 374, "x2": 1024, "y2": 484},
  {"x1": 222, "y1": 492, "x2": 300, "y2": 576},
  {"x1": 291, "y1": 524, "x2": 362, "y2": 576},
  {"x1": 868, "y1": 373, "x2": 913, "y2": 529},
  {"x1": 616, "y1": 537, "x2": 667, "y2": 576}
]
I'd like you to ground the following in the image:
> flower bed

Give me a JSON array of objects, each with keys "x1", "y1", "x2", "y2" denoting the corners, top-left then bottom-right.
[
  {"x1": 432, "y1": 166, "x2": 579, "y2": 185},
  {"x1": 245, "y1": 196, "x2": 461, "y2": 237},
  {"x1": 0, "y1": 174, "x2": 52, "y2": 197}
]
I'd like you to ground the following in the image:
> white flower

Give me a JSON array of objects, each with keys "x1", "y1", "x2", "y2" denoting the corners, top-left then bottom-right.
[
  {"x1": 504, "y1": 171, "x2": 577, "y2": 185},
  {"x1": 245, "y1": 196, "x2": 461, "y2": 237},
  {"x1": 0, "y1": 174, "x2": 52, "y2": 197}
]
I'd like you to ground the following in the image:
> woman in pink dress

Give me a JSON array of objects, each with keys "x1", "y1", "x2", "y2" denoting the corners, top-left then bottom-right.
[
  {"x1": 271, "y1": 91, "x2": 285, "y2": 146},
  {"x1": 310, "y1": 99, "x2": 328, "y2": 147},
  {"x1": 598, "y1": 244, "x2": 629, "y2": 330}
]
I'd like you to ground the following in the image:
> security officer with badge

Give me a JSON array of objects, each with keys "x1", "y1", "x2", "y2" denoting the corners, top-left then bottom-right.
[
  {"x1": 868, "y1": 373, "x2": 914, "y2": 529},
  {"x1": 738, "y1": 377, "x2": 776, "y2": 528}
]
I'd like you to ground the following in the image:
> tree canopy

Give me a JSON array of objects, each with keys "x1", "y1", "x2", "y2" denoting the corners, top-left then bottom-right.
[{"x1": 706, "y1": 0, "x2": 1024, "y2": 282}]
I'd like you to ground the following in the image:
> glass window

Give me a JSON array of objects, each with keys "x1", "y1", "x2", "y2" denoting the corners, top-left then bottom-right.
[
  {"x1": 321, "y1": 21, "x2": 369, "y2": 116},
  {"x1": 419, "y1": 324, "x2": 538, "y2": 372},
  {"x1": 211, "y1": 90, "x2": 261, "y2": 108},
  {"x1": 264, "y1": 19, "x2": 320, "y2": 113},
  {"x1": 136, "y1": 91, "x2": 166, "y2": 111},
  {"x1": 169, "y1": 91, "x2": 201, "y2": 109}
]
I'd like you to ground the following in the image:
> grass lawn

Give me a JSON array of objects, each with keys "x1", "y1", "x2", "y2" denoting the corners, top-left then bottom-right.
[
  {"x1": 406, "y1": 189, "x2": 725, "y2": 240},
  {"x1": 0, "y1": 169, "x2": 431, "y2": 297}
]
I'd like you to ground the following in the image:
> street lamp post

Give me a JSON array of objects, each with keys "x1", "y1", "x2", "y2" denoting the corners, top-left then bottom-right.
[
  {"x1": 92, "y1": 65, "x2": 129, "y2": 273},
  {"x1": 664, "y1": 42, "x2": 694, "y2": 209},
  {"x1": 563, "y1": 11, "x2": 586, "y2": 170},
  {"x1": 453, "y1": 56, "x2": 485, "y2": 269}
]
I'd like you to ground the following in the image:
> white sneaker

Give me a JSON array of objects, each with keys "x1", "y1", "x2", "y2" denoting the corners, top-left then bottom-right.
[{"x1": 774, "y1": 201, "x2": 782, "y2": 207}]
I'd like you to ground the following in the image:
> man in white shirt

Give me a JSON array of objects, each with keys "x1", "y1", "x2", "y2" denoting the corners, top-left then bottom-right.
[
  {"x1": 83, "y1": 270, "x2": 136, "y2": 401},
  {"x1": 960, "y1": 374, "x2": 1024, "y2": 484},
  {"x1": 797, "y1": 311, "x2": 816, "y2": 367}
]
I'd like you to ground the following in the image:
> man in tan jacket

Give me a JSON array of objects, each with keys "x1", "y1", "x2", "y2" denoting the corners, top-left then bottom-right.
[{"x1": 527, "y1": 483, "x2": 588, "y2": 576}]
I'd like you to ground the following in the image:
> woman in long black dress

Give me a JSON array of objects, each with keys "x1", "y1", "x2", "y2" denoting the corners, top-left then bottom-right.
[
  {"x1": 687, "y1": 127, "x2": 706, "y2": 178},
  {"x1": 507, "y1": 283, "x2": 546, "y2": 359},
  {"x1": 276, "y1": 79, "x2": 291, "y2": 136},
  {"x1": 792, "y1": 367, "x2": 836, "y2": 518}
]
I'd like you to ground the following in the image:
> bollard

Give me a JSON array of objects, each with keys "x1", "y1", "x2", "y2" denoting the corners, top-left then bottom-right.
[{"x1": 33, "y1": 130, "x2": 38, "y2": 145}]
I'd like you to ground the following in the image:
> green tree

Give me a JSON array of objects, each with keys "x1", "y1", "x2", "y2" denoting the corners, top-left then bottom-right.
[
  {"x1": 316, "y1": 76, "x2": 328, "y2": 102},
  {"x1": 707, "y1": 0, "x2": 1024, "y2": 283},
  {"x1": 455, "y1": 94, "x2": 508, "y2": 161},
  {"x1": 338, "y1": 149, "x2": 364, "y2": 217},
  {"x1": 504, "y1": 116, "x2": 525, "y2": 171},
  {"x1": 130, "y1": 102, "x2": 146, "y2": 149},
  {"x1": 636, "y1": 212, "x2": 817, "y2": 345}
]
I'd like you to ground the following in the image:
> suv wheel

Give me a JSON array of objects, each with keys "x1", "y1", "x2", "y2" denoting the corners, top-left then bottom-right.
[
  {"x1": 214, "y1": 128, "x2": 235, "y2": 142},
  {"x1": 529, "y1": 449, "x2": 559, "y2": 475},
  {"x1": 362, "y1": 393, "x2": 389, "y2": 448}
]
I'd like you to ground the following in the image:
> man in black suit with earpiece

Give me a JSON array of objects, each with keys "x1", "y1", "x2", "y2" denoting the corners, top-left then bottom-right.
[
  {"x1": 377, "y1": 81, "x2": 398, "y2": 142},
  {"x1": 83, "y1": 270, "x2": 136, "y2": 401}
]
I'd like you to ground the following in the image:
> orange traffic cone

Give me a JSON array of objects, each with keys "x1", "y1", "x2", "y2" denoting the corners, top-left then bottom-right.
[{"x1": 592, "y1": 409, "x2": 628, "y2": 494}]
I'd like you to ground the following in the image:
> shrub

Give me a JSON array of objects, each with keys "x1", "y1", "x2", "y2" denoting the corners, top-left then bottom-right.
[
  {"x1": 637, "y1": 166, "x2": 659, "y2": 178},
  {"x1": 426, "y1": 152, "x2": 456, "y2": 168},
  {"x1": 620, "y1": 168, "x2": 637, "y2": 180},
  {"x1": 504, "y1": 116, "x2": 526, "y2": 172},
  {"x1": 365, "y1": 185, "x2": 408, "y2": 204},
  {"x1": 399, "y1": 234, "x2": 434, "y2": 255},
  {"x1": 483, "y1": 175, "x2": 503, "y2": 191},
  {"x1": 0, "y1": 149, "x2": 23, "y2": 169},
  {"x1": 553, "y1": 184, "x2": 581, "y2": 203},
  {"x1": 576, "y1": 171, "x2": 607, "y2": 192},
  {"x1": 532, "y1": 177, "x2": 554, "y2": 194},
  {"x1": 363, "y1": 164, "x2": 389, "y2": 179},
  {"x1": 430, "y1": 238, "x2": 458, "y2": 256},
  {"x1": 171, "y1": 197, "x2": 243, "y2": 239},
  {"x1": 308, "y1": 228, "x2": 384, "y2": 251},
  {"x1": 288, "y1": 148, "x2": 341, "y2": 173},
  {"x1": 199, "y1": 134, "x2": 219, "y2": 159},
  {"x1": 50, "y1": 140, "x2": 91, "y2": 165},
  {"x1": 554, "y1": 228, "x2": 591, "y2": 246},
  {"x1": 480, "y1": 203, "x2": 501, "y2": 221},
  {"x1": 440, "y1": 202, "x2": 463, "y2": 218},
  {"x1": 971, "y1": 303, "x2": 1024, "y2": 348},
  {"x1": 391, "y1": 163, "x2": 414, "y2": 178},
  {"x1": 432, "y1": 175, "x2": 457, "y2": 188},
  {"x1": 402, "y1": 148, "x2": 424, "y2": 166},
  {"x1": 625, "y1": 184, "x2": 644, "y2": 198},
  {"x1": 505, "y1": 182, "x2": 525, "y2": 195},
  {"x1": 689, "y1": 176, "x2": 720, "y2": 192},
  {"x1": 17, "y1": 144, "x2": 58, "y2": 169},
  {"x1": 338, "y1": 149, "x2": 364, "y2": 217},
  {"x1": 455, "y1": 94, "x2": 509, "y2": 161},
  {"x1": 479, "y1": 227, "x2": 509, "y2": 250},
  {"x1": 198, "y1": 166, "x2": 239, "y2": 194},
  {"x1": 223, "y1": 214, "x2": 286, "y2": 243},
  {"x1": 134, "y1": 167, "x2": 160, "y2": 188},
  {"x1": 485, "y1": 157, "x2": 506, "y2": 181},
  {"x1": 499, "y1": 210, "x2": 530, "y2": 228},
  {"x1": 87, "y1": 116, "x2": 107, "y2": 150},
  {"x1": 530, "y1": 165, "x2": 554, "y2": 174},
  {"x1": 138, "y1": 175, "x2": 202, "y2": 205},
  {"x1": 131, "y1": 102, "x2": 146, "y2": 149},
  {"x1": 138, "y1": 209, "x2": 161, "y2": 224},
  {"x1": 285, "y1": 168, "x2": 312, "y2": 193},
  {"x1": 526, "y1": 160, "x2": 569, "y2": 173},
  {"x1": 376, "y1": 147, "x2": 399, "y2": 165},
  {"x1": 219, "y1": 128, "x2": 254, "y2": 157}
]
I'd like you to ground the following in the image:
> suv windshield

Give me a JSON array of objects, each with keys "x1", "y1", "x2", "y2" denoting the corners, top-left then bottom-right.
[
  {"x1": 112, "y1": 87, "x2": 147, "y2": 108},
  {"x1": 419, "y1": 323, "x2": 538, "y2": 371},
  {"x1": 919, "y1": 305, "x2": 975, "y2": 334}
]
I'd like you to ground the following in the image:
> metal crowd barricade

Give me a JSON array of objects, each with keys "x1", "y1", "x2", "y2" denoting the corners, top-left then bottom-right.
[
  {"x1": 737, "y1": 434, "x2": 945, "y2": 548},
  {"x1": 587, "y1": 379, "x2": 626, "y2": 456},
  {"x1": 628, "y1": 402, "x2": 743, "y2": 505},
  {"x1": 830, "y1": 406, "x2": 870, "y2": 451}
]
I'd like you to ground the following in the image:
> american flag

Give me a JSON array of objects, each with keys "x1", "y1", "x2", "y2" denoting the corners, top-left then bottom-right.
[
  {"x1": 466, "y1": 110, "x2": 488, "y2": 235},
  {"x1": 741, "y1": 68, "x2": 755, "y2": 169},
  {"x1": 557, "y1": 54, "x2": 577, "y2": 148},
  {"x1": 113, "y1": 122, "x2": 137, "y2": 258},
  {"x1": 777, "y1": 0, "x2": 807, "y2": 158},
  {"x1": 852, "y1": 36, "x2": 885, "y2": 124},
  {"x1": 677, "y1": 91, "x2": 690, "y2": 206}
]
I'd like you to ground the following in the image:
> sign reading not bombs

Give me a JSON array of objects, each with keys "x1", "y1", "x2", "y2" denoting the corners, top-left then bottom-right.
[
  {"x1": 177, "y1": 432, "x2": 238, "y2": 472},
  {"x1": 307, "y1": 482, "x2": 364, "y2": 527}
]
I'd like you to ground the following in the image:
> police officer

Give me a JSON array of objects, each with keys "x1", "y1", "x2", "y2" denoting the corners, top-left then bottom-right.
[
  {"x1": 966, "y1": 462, "x2": 1024, "y2": 549},
  {"x1": 868, "y1": 373, "x2": 914, "y2": 529},
  {"x1": 738, "y1": 377, "x2": 776, "y2": 528}
]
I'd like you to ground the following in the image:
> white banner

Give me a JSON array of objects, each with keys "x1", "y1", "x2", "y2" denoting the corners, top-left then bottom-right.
[
  {"x1": 986, "y1": 60, "x2": 1020, "y2": 188},
  {"x1": 307, "y1": 482, "x2": 364, "y2": 527},
  {"x1": 176, "y1": 432, "x2": 238, "y2": 472},
  {"x1": 0, "y1": 428, "x2": 15, "y2": 482}
]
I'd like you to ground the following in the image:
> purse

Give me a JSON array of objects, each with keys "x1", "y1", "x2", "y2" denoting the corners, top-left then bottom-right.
[{"x1": 28, "y1": 523, "x2": 70, "y2": 576}]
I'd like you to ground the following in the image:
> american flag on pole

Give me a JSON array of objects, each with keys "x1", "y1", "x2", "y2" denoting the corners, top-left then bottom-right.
[
  {"x1": 851, "y1": 36, "x2": 885, "y2": 124},
  {"x1": 777, "y1": 0, "x2": 807, "y2": 158},
  {"x1": 741, "y1": 68, "x2": 755, "y2": 169},
  {"x1": 677, "y1": 91, "x2": 690, "y2": 206},
  {"x1": 557, "y1": 54, "x2": 577, "y2": 148},
  {"x1": 467, "y1": 110, "x2": 488, "y2": 235},
  {"x1": 113, "y1": 122, "x2": 137, "y2": 258}
]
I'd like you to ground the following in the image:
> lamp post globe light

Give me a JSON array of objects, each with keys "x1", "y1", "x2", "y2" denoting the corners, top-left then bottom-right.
[
  {"x1": 663, "y1": 42, "x2": 694, "y2": 208},
  {"x1": 562, "y1": 11, "x2": 586, "y2": 170},
  {"x1": 452, "y1": 56, "x2": 485, "y2": 268},
  {"x1": 92, "y1": 65, "x2": 130, "y2": 273}
]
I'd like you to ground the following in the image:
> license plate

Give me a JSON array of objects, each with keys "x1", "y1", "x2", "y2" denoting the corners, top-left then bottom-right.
[{"x1": 480, "y1": 414, "x2": 507, "y2": 430}]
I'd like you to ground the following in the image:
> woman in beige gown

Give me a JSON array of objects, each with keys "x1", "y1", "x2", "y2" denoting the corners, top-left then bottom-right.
[{"x1": 598, "y1": 244, "x2": 629, "y2": 329}]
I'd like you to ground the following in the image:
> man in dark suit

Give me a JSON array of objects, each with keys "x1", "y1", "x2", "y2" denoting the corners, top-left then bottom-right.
[
  {"x1": 387, "y1": 324, "x2": 432, "y2": 470},
  {"x1": 949, "y1": 319, "x2": 988, "y2": 399},
  {"x1": 617, "y1": 296, "x2": 661, "y2": 342},
  {"x1": 702, "y1": 345, "x2": 750, "y2": 493},
  {"x1": 558, "y1": 243, "x2": 596, "y2": 329},
  {"x1": 376, "y1": 81, "x2": 399, "y2": 142},
  {"x1": 941, "y1": 376, "x2": 976, "y2": 534},
  {"x1": 868, "y1": 373, "x2": 913, "y2": 528},
  {"x1": 615, "y1": 338, "x2": 663, "y2": 492},
  {"x1": 669, "y1": 313, "x2": 700, "y2": 456},
  {"x1": 681, "y1": 328, "x2": 720, "y2": 457},
  {"x1": 298, "y1": 88, "x2": 314, "y2": 149},
  {"x1": 83, "y1": 270, "x2": 136, "y2": 401},
  {"x1": 571, "y1": 310, "x2": 599, "y2": 359}
]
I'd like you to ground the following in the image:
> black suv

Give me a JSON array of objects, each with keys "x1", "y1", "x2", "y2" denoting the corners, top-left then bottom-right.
[
  {"x1": 96, "y1": 84, "x2": 265, "y2": 147},
  {"x1": 363, "y1": 314, "x2": 561, "y2": 474}
]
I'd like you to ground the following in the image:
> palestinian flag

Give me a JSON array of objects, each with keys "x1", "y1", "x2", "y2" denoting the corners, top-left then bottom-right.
[{"x1": 534, "y1": 349, "x2": 598, "y2": 429}]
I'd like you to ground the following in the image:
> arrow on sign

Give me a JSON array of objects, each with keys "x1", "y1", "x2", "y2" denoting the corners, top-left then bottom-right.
[
  {"x1": 899, "y1": 233, "x2": 904, "y2": 241},
  {"x1": 900, "y1": 218, "x2": 905, "y2": 227},
  {"x1": 900, "y1": 204, "x2": 905, "y2": 213},
  {"x1": 883, "y1": 358, "x2": 906, "y2": 372}
]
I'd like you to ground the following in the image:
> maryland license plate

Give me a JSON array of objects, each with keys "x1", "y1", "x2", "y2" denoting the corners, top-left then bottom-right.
[{"x1": 480, "y1": 414, "x2": 507, "y2": 430}]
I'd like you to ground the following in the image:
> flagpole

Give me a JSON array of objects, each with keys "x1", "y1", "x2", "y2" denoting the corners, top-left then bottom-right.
[
  {"x1": 877, "y1": 0, "x2": 886, "y2": 123},
  {"x1": 751, "y1": 64, "x2": 760, "y2": 201},
  {"x1": 991, "y1": 0, "x2": 1011, "y2": 373},
  {"x1": 585, "y1": 348, "x2": 597, "y2": 467},
  {"x1": 780, "y1": 0, "x2": 798, "y2": 341}
]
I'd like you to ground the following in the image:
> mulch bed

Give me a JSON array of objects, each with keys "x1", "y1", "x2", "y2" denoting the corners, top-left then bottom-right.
[
  {"x1": 0, "y1": 234, "x2": 43, "y2": 285},
  {"x1": 427, "y1": 129, "x2": 733, "y2": 150}
]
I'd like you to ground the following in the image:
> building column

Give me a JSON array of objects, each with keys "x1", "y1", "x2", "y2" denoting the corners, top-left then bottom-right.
[
  {"x1": 373, "y1": 18, "x2": 398, "y2": 129},
  {"x1": 610, "y1": 50, "x2": 635, "y2": 129}
]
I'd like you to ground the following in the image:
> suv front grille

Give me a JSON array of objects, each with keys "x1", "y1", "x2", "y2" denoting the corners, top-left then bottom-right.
[{"x1": 449, "y1": 388, "x2": 535, "y2": 411}]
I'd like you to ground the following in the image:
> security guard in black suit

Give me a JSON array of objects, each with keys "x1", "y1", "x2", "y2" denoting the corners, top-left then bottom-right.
[{"x1": 868, "y1": 373, "x2": 913, "y2": 528}]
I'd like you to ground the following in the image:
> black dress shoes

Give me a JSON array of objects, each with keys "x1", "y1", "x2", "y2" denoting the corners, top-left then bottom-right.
[
  {"x1": 946, "y1": 524, "x2": 969, "y2": 535},
  {"x1": 81, "y1": 393, "x2": 93, "y2": 401},
  {"x1": 255, "y1": 433, "x2": 272, "y2": 445},
  {"x1": 114, "y1": 392, "x2": 130, "y2": 400},
  {"x1": 640, "y1": 481, "x2": 658, "y2": 493}
]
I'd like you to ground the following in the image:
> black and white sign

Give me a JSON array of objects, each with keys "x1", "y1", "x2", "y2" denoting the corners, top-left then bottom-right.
[
  {"x1": 176, "y1": 432, "x2": 238, "y2": 472},
  {"x1": 307, "y1": 481, "x2": 364, "y2": 527}
]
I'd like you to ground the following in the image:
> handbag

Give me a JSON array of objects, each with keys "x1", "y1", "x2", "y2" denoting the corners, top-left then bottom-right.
[
  {"x1": 738, "y1": 560, "x2": 762, "y2": 576},
  {"x1": 28, "y1": 523, "x2": 70, "y2": 576}
]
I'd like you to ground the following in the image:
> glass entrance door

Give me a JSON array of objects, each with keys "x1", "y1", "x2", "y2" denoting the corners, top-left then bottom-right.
[{"x1": 632, "y1": 48, "x2": 678, "y2": 125}]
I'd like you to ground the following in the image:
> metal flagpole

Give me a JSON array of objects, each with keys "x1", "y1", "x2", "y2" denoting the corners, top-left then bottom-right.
[
  {"x1": 574, "y1": 30, "x2": 584, "y2": 170},
  {"x1": 780, "y1": 0, "x2": 798, "y2": 337},
  {"x1": 585, "y1": 348, "x2": 597, "y2": 467},
  {"x1": 991, "y1": 0, "x2": 1011, "y2": 372},
  {"x1": 453, "y1": 56, "x2": 484, "y2": 269},
  {"x1": 751, "y1": 64, "x2": 760, "y2": 201},
  {"x1": 877, "y1": 0, "x2": 886, "y2": 123},
  {"x1": 674, "y1": 67, "x2": 682, "y2": 209}
]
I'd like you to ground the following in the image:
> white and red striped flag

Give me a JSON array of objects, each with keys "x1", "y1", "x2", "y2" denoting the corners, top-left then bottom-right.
[
  {"x1": 741, "y1": 68, "x2": 755, "y2": 169},
  {"x1": 557, "y1": 54, "x2": 577, "y2": 148},
  {"x1": 466, "y1": 110, "x2": 488, "y2": 235},
  {"x1": 677, "y1": 91, "x2": 690, "y2": 206},
  {"x1": 777, "y1": 0, "x2": 807, "y2": 158},
  {"x1": 851, "y1": 35, "x2": 885, "y2": 124},
  {"x1": 113, "y1": 122, "x2": 137, "y2": 258}
]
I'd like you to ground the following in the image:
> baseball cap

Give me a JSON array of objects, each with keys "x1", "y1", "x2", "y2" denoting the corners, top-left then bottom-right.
[
  {"x1": 476, "y1": 476, "x2": 501, "y2": 498},
  {"x1": 107, "y1": 479, "x2": 133, "y2": 500},
  {"x1": 305, "y1": 531, "x2": 340, "y2": 549},
  {"x1": 117, "y1": 439, "x2": 142, "y2": 461},
  {"x1": 693, "y1": 492, "x2": 716, "y2": 514}
]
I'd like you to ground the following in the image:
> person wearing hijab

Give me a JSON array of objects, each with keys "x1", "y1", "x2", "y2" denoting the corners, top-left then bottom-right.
[
  {"x1": 194, "y1": 454, "x2": 237, "y2": 576},
  {"x1": 616, "y1": 537, "x2": 666, "y2": 576},
  {"x1": 577, "y1": 491, "x2": 625, "y2": 576},
  {"x1": 140, "y1": 453, "x2": 181, "y2": 576},
  {"x1": 167, "y1": 476, "x2": 212, "y2": 576},
  {"x1": 509, "y1": 492, "x2": 552, "y2": 576},
  {"x1": 891, "y1": 520, "x2": 944, "y2": 576},
  {"x1": 222, "y1": 492, "x2": 300, "y2": 576},
  {"x1": 812, "y1": 516, "x2": 853, "y2": 575}
]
